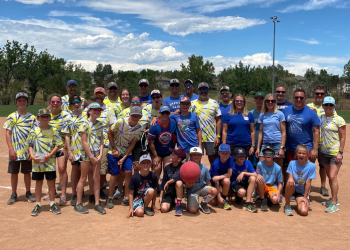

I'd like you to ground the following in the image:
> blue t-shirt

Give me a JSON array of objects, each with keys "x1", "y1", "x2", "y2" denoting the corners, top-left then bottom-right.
[
  {"x1": 162, "y1": 96, "x2": 181, "y2": 112},
  {"x1": 170, "y1": 113, "x2": 200, "y2": 153},
  {"x1": 209, "y1": 156, "x2": 234, "y2": 177},
  {"x1": 250, "y1": 109, "x2": 261, "y2": 145},
  {"x1": 187, "y1": 163, "x2": 211, "y2": 194},
  {"x1": 258, "y1": 111, "x2": 285, "y2": 143},
  {"x1": 230, "y1": 160, "x2": 255, "y2": 185},
  {"x1": 219, "y1": 101, "x2": 232, "y2": 137},
  {"x1": 139, "y1": 94, "x2": 152, "y2": 106},
  {"x1": 256, "y1": 161, "x2": 283, "y2": 188},
  {"x1": 282, "y1": 106, "x2": 320, "y2": 151},
  {"x1": 286, "y1": 160, "x2": 316, "y2": 195},
  {"x1": 277, "y1": 101, "x2": 292, "y2": 111},
  {"x1": 223, "y1": 112, "x2": 255, "y2": 146},
  {"x1": 180, "y1": 93, "x2": 199, "y2": 101},
  {"x1": 147, "y1": 118, "x2": 176, "y2": 155}
]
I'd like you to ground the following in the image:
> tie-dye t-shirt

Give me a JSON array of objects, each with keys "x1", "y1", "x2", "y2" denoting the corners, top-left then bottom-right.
[
  {"x1": 118, "y1": 106, "x2": 151, "y2": 128},
  {"x1": 190, "y1": 99, "x2": 221, "y2": 142},
  {"x1": 61, "y1": 95, "x2": 85, "y2": 112},
  {"x1": 307, "y1": 102, "x2": 337, "y2": 116},
  {"x1": 49, "y1": 110, "x2": 70, "y2": 142},
  {"x1": 3, "y1": 112, "x2": 36, "y2": 161},
  {"x1": 78, "y1": 120, "x2": 103, "y2": 152}
]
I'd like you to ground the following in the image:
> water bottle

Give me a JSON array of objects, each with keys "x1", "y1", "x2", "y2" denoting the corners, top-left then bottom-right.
[{"x1": 35, "y1": 152, "x2": 45, "y2": 163}]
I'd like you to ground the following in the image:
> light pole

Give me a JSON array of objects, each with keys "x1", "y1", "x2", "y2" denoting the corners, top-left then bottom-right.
[{"x1": 270, "y1": 16, "x2": 280, "y2": 93}]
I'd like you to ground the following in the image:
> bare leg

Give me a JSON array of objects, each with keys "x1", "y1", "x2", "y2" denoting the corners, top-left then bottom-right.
[
  {"x1": 77, "y1": 162, "x2": 89, "y2": 204},
  {"x1": 246, "y1": 176, "x2": 256, "y2": 202},
  {"x1": 11, "y1": 173, "x2": 19, "y2": 194},
  {"x1": 35, "y1": 180, "x2": 43, "y2": 202},
  {"x1": 57, "y1": 156, "x2": 68, "y2": 196},
  {"x1": 47, "y1": 179, "x2": 56, "y2": 202},
  {"x1": 24, "y1": 173, "x2": 31, "y2": 192}
]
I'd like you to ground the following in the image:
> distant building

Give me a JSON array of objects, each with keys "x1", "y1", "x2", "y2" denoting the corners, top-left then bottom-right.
[
  {"x1": 156, "y1": 76, "x2": 171, "y2": 89},
  {"x1": 294, "y1": 75, "x2": 306, "y2": 84},
  {"x1": 337, "y1": 82, "x2": 350, "y2": 98}
]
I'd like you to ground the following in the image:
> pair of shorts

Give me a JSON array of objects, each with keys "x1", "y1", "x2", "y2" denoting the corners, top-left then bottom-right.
[
  {"x1": 133, "y1": 187, "x2": 154, "y2": 212},
  {"x1": 32, "y1": 171, "x2": 56, "y2": 181},
  {"x1": 201, "y1": 142, "x2": 217, "y2": 156},
  {"x1": 187, "y1": 186, "x2": 211, "y2": 208},
  {"x1": 286, "y1": 150, "x2": 315, "y2": 164},
  {"x1": 210, "y1": 179, "x2": 224, "y2": 188},
  {"x1": 263, "y1": 185, "x2": 278, "y2": 197},
  {"x1": 81, "y1": 150, "x2": 100, "y2": 162},
  {"x1": 228, "y1": 145, "x2": 250, "y2": 158},
  {"x1": 293, "y1": 191, "x2": 304, "y2": 199},
  {"x1": 157, "y1": 152, "x2": 172, "y2": 158},
  {"x1": 318, "y1": 151, "x2": 342, "y2": 165},
  {"x1": 107, "y1": 154, "x2": 133, "y2": 176},
  {"x1": 8, "y1": 160, "x2": 32, "y2": 174},
  {"x1": 100, "y1": 148, "x2": 109, "y2": 175},
  {"x1": 259, "y1": 143, "x2": 283, "y2": 158},
  {"x1": 231, "y1": 179, "x2": 249, "y2": 193},
  {"x1": 55, "y1": 149, "x2": 65, "y2": 158},
  {"x1": 161, "y1": 186, "x2": 177, "y2": 205},
  {"x1": 132, "y1": 140, "x2": 148, "y2": 163}
]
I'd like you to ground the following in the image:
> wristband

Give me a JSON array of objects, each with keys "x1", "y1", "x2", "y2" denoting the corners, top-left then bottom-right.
[{"x1": 216, "y1": 135, "x2": 221, "y2": 138}]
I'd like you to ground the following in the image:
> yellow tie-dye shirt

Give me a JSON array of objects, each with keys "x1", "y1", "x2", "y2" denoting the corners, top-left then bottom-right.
[{"x1": 319, "y1": 114, "x2": 345, "y2": 156}]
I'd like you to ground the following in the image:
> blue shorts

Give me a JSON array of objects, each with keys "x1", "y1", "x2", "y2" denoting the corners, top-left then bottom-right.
[
  {"x1": 107, "y1": 154, "x2": 133, "y2": 176},
  {"x1": 260, "y1": 142, "x2": 283, "y2": 158}
]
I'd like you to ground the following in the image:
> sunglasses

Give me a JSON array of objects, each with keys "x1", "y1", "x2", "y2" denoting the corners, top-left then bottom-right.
[
  {"x1": 108, "y1": 87, "x2": 117, "y2": 90},
  {"x1": 131, "y1": 100, "x2": 141, "y2": 104},
  {"x1": 152, "y1": 96, "x2": 161, "y2": 100},
  {"x1": 139, "y1": 84, "x2": 148, "y2": 88},
  {"x1": 68, "y1": 85, "x2": 77, "y2": 89},
  {"x1": 221, "y1": 91, "x2": 229, "y2": 94},
  {"x1": 263, "y1": 151, "x2": 274, "y2": 155},
  {"x1": 294, "y1": 96, "x2": 305, "y2": 100},
  {"x1": 315, "y1": 92, "x2": 325, "y2": 96},
  {"x1": 161, "y1": 111, "x2": 170, "y2": 115},
  {"x1": 235, "y1": 100, "x2": 244, "y2": 103},
  {"x1": 324, "y1": 103, "x2": 334, "y2": 107},
  {"x1": 95, "y1": 93, "x2": 104, "y2": 97},
  {"x1": 276, "y1": 91, "x2": 285, "y2": 94},
  {"x1": 70, "y1": 100, "x2": 81, "y2": 105},
  {"x1": 184, "y1": 84, "x2": 193, "y2": 88},
  {"x1": 170, "y1": 83, "x2": 180, "y2": 87},
  {"x1": 51, "y1": 100, "x2": 61, "y2": 104},
  {"x1": 265, "y1": 100, "x2": 276, "y2": 103},
  {"x1": 199, "y1": 88, "x2": 209, "y2": 92}
]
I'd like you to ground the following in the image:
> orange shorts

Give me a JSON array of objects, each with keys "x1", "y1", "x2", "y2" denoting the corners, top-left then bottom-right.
[{"x1": 264, "y1": 185, "x2": 278, "y2": 197}]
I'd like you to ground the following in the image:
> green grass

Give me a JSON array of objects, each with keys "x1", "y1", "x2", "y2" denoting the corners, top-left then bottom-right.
[
  {"x1": 0, "y1": 105, "x2": 47, "y2": 117},
  {"x1": 337, "y1": 111, "x2": 350, "y2": 123}
]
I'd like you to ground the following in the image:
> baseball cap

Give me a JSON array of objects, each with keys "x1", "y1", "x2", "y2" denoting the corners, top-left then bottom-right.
[
  {"x1": 94, "y1": 87, "x2": 105, "y2": 94},
  {"x1": 68, "y1": 95, "x2": 81, "y2": 104},
  {"x1": 159, "y1": 105, "x2": 170, "y2": 113},
  {"x1": 262, "y1": 146, "x2": 275, "y2": 154},
  {"x1": 88, "y1": 102, "x2": 103, "y2": 111},
  {"x1": 15, "y1": 92, "x2": 28, "y2": 100},
  {"x1": 233, "y1": 147, "x2": 246, "y2": 158},
  {"x1": 37, "y1": 108, "x2": 51, "y2": 117},
  {"x1": 130, "y1": 106, "x2": 142, "y2": 116},
  {"x1": 169, "y1": 148, "x2": 186, "y2": 161},
  {"x1": 254, "y1": 91, "x2": 266, "y2": 98},
  {"x1": 323, "y1": 96, "x2": 335, "y2": 105},
  {"x1": 198, "y1": 82, "x2": 209, "y2": 89},
  {"x1": 139, "y1": 154, "x2": 152, "y2": 163},
  {"x1": 138, "y1": 79, "x2": 149, "y2": 86},
  {"x1": 170, "y1": 79, "x2": 179, "y2": 84},
  {"x1": 220, "y1": 86, "x2": 230, "y2": 92},
  {"x1": 189, "y1": 147, "x2": 203, "y2": 155},
  {"x1": 151, "y1": 89, "x2": 162, "y2": 97},
  {"x1": 180, "y1": 96, "x2": 191, "y2": 103},
  {"x1": 184, "y1": 79, "x2": 193, "y2": 84},
  {"x1": 219, "y1": 144, "x2": 231, "y2": 152},
  {"x1": 67, "y1": 80, "x2": 78, "y2": 86},
  {"x1": 107, "y1": 82, "x2": 118, "y2": 89}
]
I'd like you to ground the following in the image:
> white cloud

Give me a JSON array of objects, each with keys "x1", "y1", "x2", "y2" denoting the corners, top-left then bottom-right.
[
  {"x1": 288, "y1": 38, "x2": 320, "y2": 44},
  {"x1": 133, "y1": 46, "x2": 185, "y2": 63},
  {"x1": 10, "y1": 0, "x2": 67, "y2": 4},
  {"x1": 285, "y1": 54, "x2": 348, "y2": 64},
  {"x1": 48, "y1": 11, "x2": 92, "y2": 17},
  {"x1": 279, "y1": 0, "x2": 347, "y2": 13}
]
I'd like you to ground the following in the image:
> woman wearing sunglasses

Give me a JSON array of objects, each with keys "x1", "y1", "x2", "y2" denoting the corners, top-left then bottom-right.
[
  {"x1": 318, "y1": 96, "x2": 346, "y2": 213},
  {"x1": 255, "y1": 94, "x2": 286, "y2": 168},
  {"x1": 222, "y1": 94, "x2": 255, "y2": 158}
]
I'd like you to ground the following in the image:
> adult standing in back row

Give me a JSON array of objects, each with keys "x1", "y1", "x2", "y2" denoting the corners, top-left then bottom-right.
[
  {"x1": 61, "y1": 80, "x2": 89, "y2": 112},
  {"x1": 180, "y1": 79, "x2": 199, "y2": 101},
  {"x1": 276, "y1": 84, "x2": 292, "y2": 111},
  {"x1": 162, "y1": 79, "x2": 181, "y2": 113}
]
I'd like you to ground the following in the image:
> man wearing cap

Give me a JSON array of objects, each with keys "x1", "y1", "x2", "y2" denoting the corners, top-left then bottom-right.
[
  {"x1": 159, "y1": 148, "x2": 186, "y2": 216},
  {"x1": 162, "y1": 78, "x2": 181, "y2": 113},
  {"x1": 138, "y1": 79, "x2": 153, "y2": 106},
  {"x1": 170, "y1": 96, "x2": 201, "y2": 153},
  {"x1": 144, "y1": 89, "x2": 163, "y2": 125},
  {"x1": 61, "y1": 80, "x2": 89, "y2": 112},
  {"x1": 180, "y1": 79, "x2": 199, "y2": 101},
  {"x1": 4, "y1": 92, "x2": 36, "y2": 205},
  {"x1": 106, "y1": 106, "x2": 145, "y2": 208},
  {"x1": 276, "y1": 84, "x2": 292, "y2": 111},
  {"x1": 190, "y1": 82, "x2": 221, "y2": 166},
  {"x1": 104, "y1": 82, "x2": 121, "y2": 110}
]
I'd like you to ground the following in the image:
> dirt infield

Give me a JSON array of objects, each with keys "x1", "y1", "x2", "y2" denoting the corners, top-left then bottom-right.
[{"x1": 0, "y1": 116, "x2": 349, "y2": 250}]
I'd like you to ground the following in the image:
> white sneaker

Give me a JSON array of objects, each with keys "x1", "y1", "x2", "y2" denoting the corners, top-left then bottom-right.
[{"x1": 113, "y1": 189, "x2": 121, "y2": 199}]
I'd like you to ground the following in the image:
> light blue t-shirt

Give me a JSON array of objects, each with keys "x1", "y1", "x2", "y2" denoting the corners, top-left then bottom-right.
[
  {"x1": 282, "y1": 106, "x2": 320, "y2": 151},
  {"x1": 180, "y1": 93, "x2": 199, "y2": 101},
  {"x1": 256, "y1": 161, "x2": 283, "y2": 188},
  {"x1": 186, "y1": 163, "x2": 211, "y2": 194},
  {"x1": 258, "y1": 111, "x2": 285, "y2": 143},
  {"x1": 286, "y1": 160, "x2": 316, "y2": 195},
  {"x1": 250, "y1": 109, "x2": 261, "y2": 145},
  {"x1": 162, "y1": 96, "x2": 181, "y2": 112}
]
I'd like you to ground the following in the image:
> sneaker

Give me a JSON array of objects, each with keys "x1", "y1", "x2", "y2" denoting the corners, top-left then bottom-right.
[
  {"x1": 261, "y1": 198, "x2": 268, "y2": 211},
  {"x1": 279, "y1": 195, "x2": 283, "y2": 204},
  {"x1": 102, "y1": 180, "x2": 108, "y2": 190},
  {"x1": 93, "y1": 203, "x2": 106, "y2": 215},
  {"x1": 43, "y1": 192, "x2": 50, "y2": 201},
  {"x1": 7, "y1": 193, "x2": 17, "y2": 205},
  {"x1": 320, "y1": 186, "x2": 330, "y2": 196},
  {"x1": 57, "y1": 183, "x2": 61, "y2": 191},
  {"x1": 144, "y1": 207, "x2": 155, "y2": 216},
  {"x1": 325, "y1": 203, "x2": 339, "y2": 213},
  {"x1": 105, "y1": 197, "x2": 114, "y2": 209},
  {"x1": 74, "y1": 203, "x2": 89, "y2": 214},
  {"x1": 223, "y1": 201, "x2": 232, "y2": 210},
  {"x1": 199, "y1": 201, "x2": 211, "y2": 214},
  {"x1": 113, "y1": 189, "x2": 121, "y2": 199},
  {"x1": 70, "y1": 194, "x2": 77, "y2": 206},
  {"x1": 322, "y1": 198, "x2": 340, "y2": 207},
  {"x1": 235, "y1": 195, "x2": 243, "y2": 205},
  {"x1": 26, "y1": 191, "x2": 36, "y2": 202},
  {"x1": 58, "y1": 195, "x2": 67, "y2": 206},
  {"x1": 175, "y1": 204, "x2": 182, "y2": 216},
  {"x1": 50, "y1": 203, "x2": 61, "y2": 215},
  {"x1": 243, "y1": 202, "x2": 258, "y2": 213},
  {"x1": 31, "y1": 204, "x2": 41, "y2": 216},
  {"x1": 89, "y1": 194, "x2": 95, "y2": 204},
  {"x1": 122, "y1": 197, "x2": 129, "y2": 206},
  {"x1": 99, "y1": 189, "x2": 107, "y2": 200},
  {"x1": 290, "y1": 195, "x2": 296, "y2": 202},
  {"x1": 284, "y1": 205, "x2": 293, "y2": 216}
]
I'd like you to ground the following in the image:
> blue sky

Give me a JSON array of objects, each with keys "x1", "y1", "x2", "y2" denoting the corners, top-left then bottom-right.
[{"x1": 1, "y1": 0, "x2": 349, "y2": 76}]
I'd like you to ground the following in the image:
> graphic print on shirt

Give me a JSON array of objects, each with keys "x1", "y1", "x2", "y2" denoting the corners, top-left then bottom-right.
[
  {"x1": 159, "y1": 131, "x2": 172, "y2": 145},
  {"x1": 297, "y1": 171, "x2": 305, "y2": 185},
  {"x1": 177, "y1": 118, "x2": 190, "y2": 132},
  {"x1": 138, "y1": 180, "x2": 151, "y2": 196},
  {"x1": 287, "y1": 114, "x2": 304, "y2": 134}
]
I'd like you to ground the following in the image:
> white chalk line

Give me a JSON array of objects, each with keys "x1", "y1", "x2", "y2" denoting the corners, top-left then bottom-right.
[{"x1": 0, "y1": 186, "x2": 48, "y2": 191}]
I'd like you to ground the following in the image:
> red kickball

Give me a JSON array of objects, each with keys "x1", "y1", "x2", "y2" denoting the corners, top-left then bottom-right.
[{"x1": 180, "y1": 161, "x2": 201, "y2": 184}]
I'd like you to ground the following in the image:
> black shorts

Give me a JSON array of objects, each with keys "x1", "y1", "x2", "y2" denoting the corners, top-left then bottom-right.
[
  {"x1": 229, "y1": 145, "x2": 250, "y2": 158},
  {"x1": 161, "y1": 186, "x2": 177, "y2": 206},
  {"x1": 158, "y1": 152, "x2": 171, "y2": 158},
  {"x1": 293, "y1": 191, "x2": 304, "y2": 199},
  {"x1": 55, "y1": 149, "x2": 65, "y2": 158},
  {"x1": 210, "y1": 179, "x2": 224, "y2": 187},
  {"x1": 8, "y1": 160, "x2": 32, "y2": 174},
  {"x1": 231, "y1": 179, "x2": 249, "y2": 193},
  {"x1": 32, "y1": 171, "x2": 57, "y2": 181},
  {"x1": 132, "y1": 140, "x2": 148, "y2": 162}
]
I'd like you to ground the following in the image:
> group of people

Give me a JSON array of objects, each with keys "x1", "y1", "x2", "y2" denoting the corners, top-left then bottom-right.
[{"x1": 4, "y1": 78, "x2": 345, "y2": 217}]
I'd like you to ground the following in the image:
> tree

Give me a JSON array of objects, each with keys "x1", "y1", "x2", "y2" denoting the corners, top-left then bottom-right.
[{"x1": 343, "y1": 59, "x2": 350, "y2": 81}]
